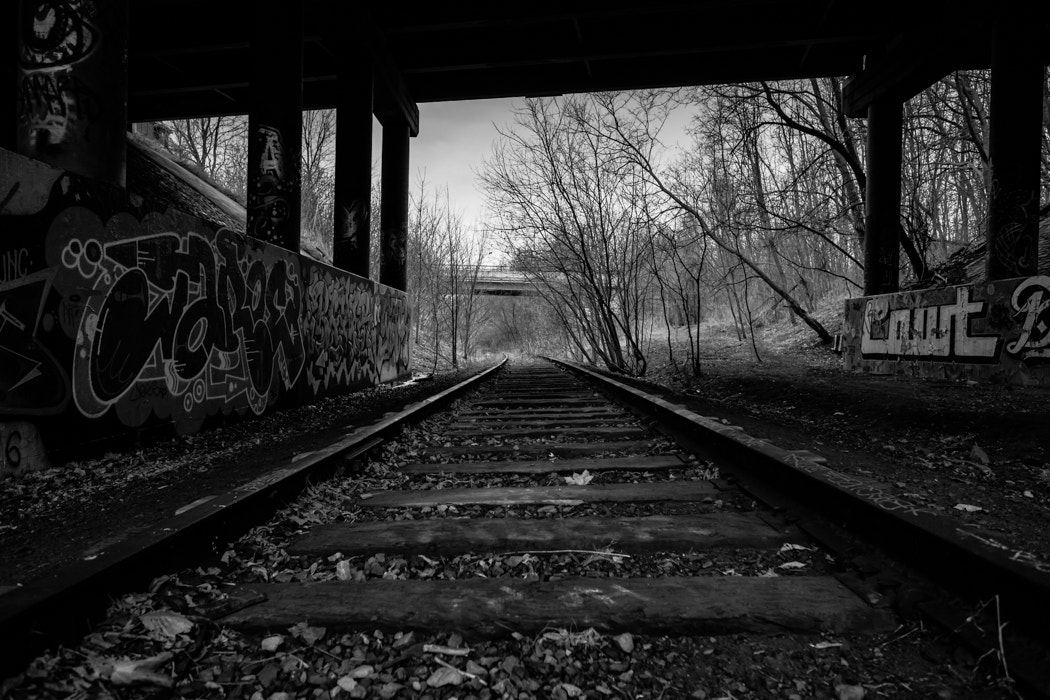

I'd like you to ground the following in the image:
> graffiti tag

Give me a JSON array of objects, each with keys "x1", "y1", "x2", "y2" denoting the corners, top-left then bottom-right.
[
  {"x1": 860, "y1": 287, "x2": 1001, "y2": 362},
  {"x1": 58, "y1": 209, "x2": 306, "y2": 432},
  {"x1": 301, "y1": 265, "x2": 411, "y2": 395},
  {"x1": 248, "y1": 125, "x2": 293, "y2": 246},
  {"x1": 1006, "y1": 275, "x2": 1050, "y2": 362}
]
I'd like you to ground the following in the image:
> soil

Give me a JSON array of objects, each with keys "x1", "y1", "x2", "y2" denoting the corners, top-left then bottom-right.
[
  {"x1": 2, "y1": 358, "x2": 1043, "y2": 699},
  {"x1": 635, "y1": 320, "x2": 1050, "y2": 565}
]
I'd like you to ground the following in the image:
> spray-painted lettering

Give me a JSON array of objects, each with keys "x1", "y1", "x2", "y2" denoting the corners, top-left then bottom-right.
[
  {"x1": 57, "y1": 208, "x2": 306, "y2": 433},
  {"x1": 1005, "y1": 275, "x2": 1050, "y2": 362},
  {"x1": 248, "y1": 125, "x2": 292, "y2": 245},
  {"x1": 861, "y1": 287, "x2": 1000, "y2": 362},
  {"x1": 301, "y1": 264, "x2": 410, "y2": 395},
  {"x1": 0, "y1": 249, "x2": 32, "y2": 284}
]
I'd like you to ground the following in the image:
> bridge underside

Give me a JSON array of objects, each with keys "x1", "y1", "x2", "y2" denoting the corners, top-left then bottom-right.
[{"x1": 1, "y1": 1, "x2": 1048, "y2": 467}]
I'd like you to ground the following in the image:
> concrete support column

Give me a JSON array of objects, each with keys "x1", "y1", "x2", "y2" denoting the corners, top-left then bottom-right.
[
  {"x1": 863, "y1": 98, "x2": 902, "y2": 296},
  {"x1": 16, "y1": 0, "x2": 128, "y2": 187},
  {"x1": 985, "y1": 15, "x2": 1043, "y2": 281},
  {"x1": 333, "y1": 56, "x2": 373, "y2": 277},
  {"x1": 379, "y1": 120, "x2": 410, "y2": 291},
  {"x1": 3, "y1": 1, "x2": 16, "y2": 150},
  {"x1": 247, "y1": 0, "x2": 303, "y2": 252}
]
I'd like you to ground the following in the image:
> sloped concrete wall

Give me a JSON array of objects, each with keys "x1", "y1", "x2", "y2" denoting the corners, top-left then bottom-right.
[
  {"x1": 842, "y1": 276, "x2": 1050, "y2": 385},
  {"x1": 0, "y1": 148, "x2": 410, "y2": 475}
]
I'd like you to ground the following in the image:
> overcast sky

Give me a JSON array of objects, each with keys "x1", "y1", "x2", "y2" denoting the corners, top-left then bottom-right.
[
  {"x1": 371, "y1": 98, "x2": 519, "y2": 228},
  {"x1": 370, "y1": 96, "x2": 696, "y2": 237}
]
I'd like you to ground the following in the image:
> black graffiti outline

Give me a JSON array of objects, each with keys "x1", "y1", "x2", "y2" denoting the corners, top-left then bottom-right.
[{"x1": 19, "y1": 0, "x2": 97, "y2": 70}]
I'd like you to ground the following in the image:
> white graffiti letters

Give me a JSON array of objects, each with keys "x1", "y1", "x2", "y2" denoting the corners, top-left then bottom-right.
[
  {"x1": 1006, "y1": 275, "x2": 1050, "y2": 359},
  {"x1": 861, "y1": 287, "x2": 1000, "y2": 362}
]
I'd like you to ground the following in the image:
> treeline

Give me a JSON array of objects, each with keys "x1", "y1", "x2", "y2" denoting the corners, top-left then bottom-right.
[{"x1": 479, "y1": 72, "x2": 1050, "y2": 376}]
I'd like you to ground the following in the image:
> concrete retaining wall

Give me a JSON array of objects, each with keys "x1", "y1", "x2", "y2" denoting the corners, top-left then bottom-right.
[
  {"x1": 0, "y1": 148, "x2": 410, "y2": 476},
  {"x1": 842, "y1": 276, "x2": 1050, "y2": 385}
]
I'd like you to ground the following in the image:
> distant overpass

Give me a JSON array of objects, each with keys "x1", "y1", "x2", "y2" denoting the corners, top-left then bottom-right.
[
  {"x1": 459, "y1": 265, "x2": 540, "y2": 296},
  {"x1": 448, "y1": 265, "x2": 572, "y2": 296}
]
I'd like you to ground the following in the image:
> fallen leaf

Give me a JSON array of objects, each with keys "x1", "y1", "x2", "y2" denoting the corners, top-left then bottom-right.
[
  {"x1": 563, "y1": 470, "x2": 594, "y2": 486},
  {"x1": 393, "y1": 631, "x2": 415, "y2": 648},
  {"x1": 139, "y1": 611, "x2": 194, "y2": 640},
  {"x1": 779, "y1": 561, "x2": 807, "y2": 570},
  {"x1": 613, "y1": 633, "x2": 634, "y2": 653},
  {"x1": 109, "y1": 652, "x2": 174, "y2": 688},
  {"x1": 261, "y1": 635, "x2": 284, "y2": 652},
  {"x1": 427, "y1": 666, "x2": 464, "y2": 688},
  {"x1": 970, "y1": 445, "x2": 990, "y2": 465},
  {"x1": 811, "y1": 641, "x2": 843, "y2": 649},
  {"x1": 289, "y1": 621, "x2": 326, "y2": 645},
  {"x1": 953, "y1": 503, "x2": 982, "y2": 513},
  {"x1": 835, "y1": 682, "x2": 866, "y2": 700}
]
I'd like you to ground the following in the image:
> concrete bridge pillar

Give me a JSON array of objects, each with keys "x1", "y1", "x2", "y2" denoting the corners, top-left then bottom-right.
[
  {"x1": 15, "y1": 0, "x2": 128, "y2": 187},
  {"x1": 247, "y1": 0, "x2": 303, "y2": 252},
  {"x1": 334, "y1": 55, "x2": 373, "y2": 278},
  {"x1": 862, "y1": 97, "x2": 902, "y2": 295},
  {"x1": 3, "y1": 2, "x2": 15, "y2": 150},
  {"x1": 985, "y1": 12, "x2": 1043, "y2": 281},
  {"x1": 379, "y1": 120, "x2": 410, "y2": 291}
]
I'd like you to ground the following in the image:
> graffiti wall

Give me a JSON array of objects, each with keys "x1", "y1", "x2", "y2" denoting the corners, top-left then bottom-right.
[
  {"x1": 0, "y1": 147, "x2": 410, "y2": 458},
  {"x1": 842, "y1": 276, "x2": 1050, "y2": 385},
  {"x1": 17, "y1": 0, "x2": 127, "y2": 187},
  {"x1": 301, "y1": 263, "x2": 411, "y2": 396}
]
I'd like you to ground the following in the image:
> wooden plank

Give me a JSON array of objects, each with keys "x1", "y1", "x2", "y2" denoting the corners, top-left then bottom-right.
[
  {"x1": 473, "y1": 398, "x2": 605, "y2": 407},
  {"x1": 399, "y1": 455, "x2": 684, "y2": 475},
  {"x1": 221, "y1": 576, "x2": 893, "y2": 637},
  {"x1": 444, "y1": 418, "x2": 636, "y2": 429},
  {"x1": 359, "y1": 481, "x2": 717, "y2": 507},
  {"x1": 486, "y1": 391, "x2": 589, "y2": 398},
  {"x1": 440, "y1": 426, "x2": 648, "y2": 439},
  {"x1": 287, "y1": 514, "x2": 789, "y2": 557},
  {"x1": 420, "y1": 441, "x2": 664, "y2": 458},
  {"x1": 455, "y1": 408, "x2": 626, "y2": 418}
]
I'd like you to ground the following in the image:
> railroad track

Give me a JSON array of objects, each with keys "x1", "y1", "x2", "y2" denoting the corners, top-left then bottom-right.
[
  {"x1": 221, "y1": 363, "x2": 889, "y2": 640},
  {"x1": 3, "y1": 359, "x2": 1050, "y2": 698}
]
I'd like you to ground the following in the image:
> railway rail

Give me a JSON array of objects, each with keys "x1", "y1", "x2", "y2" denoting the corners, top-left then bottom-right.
[{"x1": 2, "y1": 358, "x2": 1050, "y2": 697}]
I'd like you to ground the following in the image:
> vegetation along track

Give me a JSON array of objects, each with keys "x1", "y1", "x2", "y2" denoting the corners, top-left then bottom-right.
[{"x1": 4, "y1": 359, "x2": 1050, "y2": 698}]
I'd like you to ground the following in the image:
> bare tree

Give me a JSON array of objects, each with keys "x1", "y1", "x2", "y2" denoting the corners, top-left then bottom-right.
[{"x1": 481, "y1": 97, "x2": 656, "y2": 375}]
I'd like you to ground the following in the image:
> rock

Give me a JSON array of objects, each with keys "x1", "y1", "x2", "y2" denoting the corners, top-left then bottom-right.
[
  {"x1": 426, "y1": 667, "x2": 463, "y2": 688},
  {"x1": 613, "y1": 633, "x2": 635, "y2": 654},
  {"x1": 260, "y1": 635, "x2": 283, "y2": 652}
]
